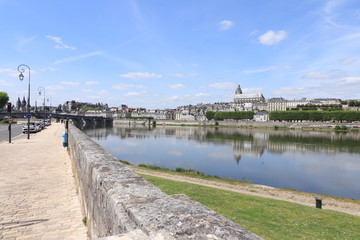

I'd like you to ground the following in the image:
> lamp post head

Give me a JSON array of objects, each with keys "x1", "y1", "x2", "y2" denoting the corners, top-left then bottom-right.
[{"x1": 19, "y1": 73, "x2": 24, "y2": 81}]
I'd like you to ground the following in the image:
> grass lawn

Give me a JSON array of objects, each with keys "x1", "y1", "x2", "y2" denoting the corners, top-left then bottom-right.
[{"x1": 141, "y1": 174, "x2": 360, "y2": 240}]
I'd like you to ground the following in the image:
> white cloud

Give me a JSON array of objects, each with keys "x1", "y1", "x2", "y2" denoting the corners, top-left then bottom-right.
[
  {"x1": 46, "y1": 35, "x2": 77, "y2": 50},
  {"x1": 112, "y1": 83, "x2": 147, "y2": 90},
  {"x1": 219, "y1": 20, "x2": 234, "y2": 30},
  {"x1": 330, "y1": 33, "x2": 360, "y2": 43},
  {"x1": 0, "y1": 68, "x2": 19, "y2": 78},
  {"x1": 258, "y1": 30, "x2": 287, "y2": 45},
  {"x1": 82, "y1": 89, "x2": 93, "y2": 93},
  {"x1": 249, "y1": 30, "x2": 259, "y2": 36},
  {"x1": 60, "y1": 81, "x2": 80, "y2": 86},
  {"x1": 169, "y1": 73, "x2": 197, "y2": 78},
  {"x1": 88, "y1": 96, "x2": 101, "y2": 99},
  {"x1": 272, "y1": 87, "x2": 312, "y2": 96},
  {"x1": 169, "y1": 96, "x2": 179, "y2": 101},
  {"x1": 120, "y1": 72, "x2": 162, "y2": 80},
  {"x1": 302, "y1": 70, "x2": 346, "y2": 79},
  {"x1": 168, "y1": 84, "x2": 186, "y2": 89},
  {"x1": 209, "y1": 82, "x2": 236, "y2": 90},
  {"x1": 41, "y1": 67, "x2": 57, "y2": 72},
  {"x1": 46, "y1": 85, "x2": 64, "y2": 91},
  {"x1": 321, "y1": 0, "x2": 347, "y2": 29},
  {"x1": 243, "y1": 66, "x2": 277, "y2": 74},
  {"x1": 243, "y1": 65, "x2": 292, "y2": 74},
  {"x1": 54, "y1": 51, "x2": 104, "y2": 65},
  {"x1": 336, "y1": 77, "x2": 360, "y2": 85},
  {"x1": 169, "y1": 73, "x2": 185, "y2": 78},
  {"x1": 124, "y1": 92, "x2": 141, "y2": 96},
  {"x1": 340, "y1": 57, "x2": 357, "y2": 65},
  {"x1": 0, "y1": 79, "x2": 13, "y2": 86},
  {"x1": 16, "y1": 35, "x2": 37, "y2": 52},
  {"x1": 195, "y1": 93, "x2": 209, "y2": 97},
  {"x1": 98, "y1": 90, "x2": 108, "y2": 95},
  {"x1": 85, "y1": 81, "x2": 98, "y2": 85}
]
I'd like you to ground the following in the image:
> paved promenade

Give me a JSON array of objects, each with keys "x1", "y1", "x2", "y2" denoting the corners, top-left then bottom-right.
[{"x1": 0, "y1": 122, "x2": 88, "y2": 240}]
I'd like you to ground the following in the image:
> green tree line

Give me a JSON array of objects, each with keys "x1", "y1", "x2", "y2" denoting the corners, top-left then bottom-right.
[
  {"x1": 206, "y1": 111, "x2": 254, "y2": 120},
  {"x1": 269, "y1": 110, "x2": 360, "y2": 122}
]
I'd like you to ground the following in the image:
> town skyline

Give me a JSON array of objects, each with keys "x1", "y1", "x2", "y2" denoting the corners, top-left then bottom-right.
[{"x1": 1, "y1": 0, "x2": 360, "y2": 108}]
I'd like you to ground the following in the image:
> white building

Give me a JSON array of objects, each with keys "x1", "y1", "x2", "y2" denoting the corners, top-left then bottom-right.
[
  {"x1": 234, "y1": 85, "x2": 265, "y2": 104},
  {"x1": 254, "y1": 111, "x2": 269, "y2": 122}
]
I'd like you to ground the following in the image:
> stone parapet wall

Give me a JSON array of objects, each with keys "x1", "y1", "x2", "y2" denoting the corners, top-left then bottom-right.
[{"x1": 67, "y1": 124, "x2": 263, "y2": 240}]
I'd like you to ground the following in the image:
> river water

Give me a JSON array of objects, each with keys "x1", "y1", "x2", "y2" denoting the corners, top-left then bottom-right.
[{"x1": 83, "y1": 125, "x2": 360, "y2": 200}]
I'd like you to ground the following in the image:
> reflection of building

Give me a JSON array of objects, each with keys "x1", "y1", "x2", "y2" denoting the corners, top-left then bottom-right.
[
  {"x1": 233, "y1": 141, "x2": 266, "y2": 164},
  {"x1": 84, "y1": 125, "x2": 360, "y2": 168}
]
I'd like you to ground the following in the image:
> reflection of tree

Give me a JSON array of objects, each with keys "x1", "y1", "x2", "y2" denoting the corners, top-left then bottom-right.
[{"x1": 83, "y1": 125, "x2": 360, "y2": 165}]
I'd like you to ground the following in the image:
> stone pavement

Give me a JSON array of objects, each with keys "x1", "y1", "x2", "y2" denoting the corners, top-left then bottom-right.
[{"x1": 0, "y1": 122, "x2": 88, "y2": 240}]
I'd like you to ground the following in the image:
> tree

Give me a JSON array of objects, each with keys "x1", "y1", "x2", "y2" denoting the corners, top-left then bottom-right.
[
  {"x1": 205, "y1": 111, "x2": 215, "y2": 120},
  {"x1": 0, "y1": 91, "x2": 9, "y2": 109}
]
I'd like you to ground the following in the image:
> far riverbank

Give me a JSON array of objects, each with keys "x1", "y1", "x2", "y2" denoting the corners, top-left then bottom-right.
[{"x1": 113, "y1": 118, "x2": 360, "y2": 130}]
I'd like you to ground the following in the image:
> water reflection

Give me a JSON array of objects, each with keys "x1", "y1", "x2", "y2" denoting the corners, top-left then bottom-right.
[
  {"x1": 85, "y1": 126, "x2": 360, "y2": 162},
  {"x1": 83, "y1": 125, "x2": 360, "y2": 199}
]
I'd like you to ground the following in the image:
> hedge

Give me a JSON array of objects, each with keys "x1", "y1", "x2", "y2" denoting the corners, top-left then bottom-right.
[{"x1": 269, "y1": 110, "x2": 360, "y2": 122}]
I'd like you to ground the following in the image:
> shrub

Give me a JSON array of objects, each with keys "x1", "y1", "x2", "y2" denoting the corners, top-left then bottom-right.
[
  {"x1": 119, "y1": 160, "x2": 131, "y2": 165},
  {"x1": 205, "y1": 111, "x2": 215, "y2": 120},
  {"x1": 214, "y1": 111, "x2": 254, "y2": 121}
]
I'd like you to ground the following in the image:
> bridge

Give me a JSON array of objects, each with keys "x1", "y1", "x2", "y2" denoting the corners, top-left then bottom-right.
[{"x1": 0, "y1": 111, "x2": 113, "y2": 129}]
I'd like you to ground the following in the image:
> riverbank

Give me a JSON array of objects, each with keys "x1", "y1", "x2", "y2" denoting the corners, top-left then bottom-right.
[
  {"x1": 140, "y1": 173, "x2": 360, "y2": 240},
  {"x1": 129, "y1": 165, "x2": 360, "y2": 217},
  {"x1": 113, "y1": 118, "x2": 360, "y2": 131}
]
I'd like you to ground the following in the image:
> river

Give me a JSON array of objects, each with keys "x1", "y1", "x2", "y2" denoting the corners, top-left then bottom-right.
[{"x1": 82, "y1": 125, "x2": 360, "y2": 200}]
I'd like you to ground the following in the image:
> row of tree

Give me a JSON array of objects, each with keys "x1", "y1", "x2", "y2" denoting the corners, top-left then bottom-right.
[
  {"x1": 205, "y1": 111, "x2": 254, "y2": 120},
  {"x1": 205, "y1": 109, "x2": 360, "y2": 122},
  {"x1": 269, "y1": 110, "x2": 360, "y2": 122},
  {"x1": 292, "y1": 104, "x2": 342, "y2": 111}
]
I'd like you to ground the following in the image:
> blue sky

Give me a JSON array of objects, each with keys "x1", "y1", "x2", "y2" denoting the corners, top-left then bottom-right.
[{"x1": 1, "y1": 0, "x2": 360, "y2": 109}]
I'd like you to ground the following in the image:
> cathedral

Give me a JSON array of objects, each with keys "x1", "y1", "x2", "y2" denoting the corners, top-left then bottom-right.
[
  {"x1": 233, "y1": 85, "x2": 265, "y2": 104},
  {"x1": 16, "y1": 97, "x2": 28, "y2": 112}
]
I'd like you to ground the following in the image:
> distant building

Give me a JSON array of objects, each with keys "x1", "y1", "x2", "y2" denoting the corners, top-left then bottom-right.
[
  {"x1": 254, "y1": 111, "x2": 269, "y2": 122},
  {"x1": 21, "y1": 96, "x2": 27, "y2": 112},
  {"x1": 311, "y1": 98, "x2": 341, "y2": 105},
  {"x1": 234, "y1": 85, "x2": 265, "y2": 104},
  {"x1": 16, "y1": 97, "x2": 21, "y2": 111},
  {"x1": 267, "y1": 97, "x2": 288, "y2": 111}
]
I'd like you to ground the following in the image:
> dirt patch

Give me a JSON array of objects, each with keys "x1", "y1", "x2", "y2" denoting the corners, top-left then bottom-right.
[{"x1": 131, "y1": 166, "x2": 360, "y2": 217}]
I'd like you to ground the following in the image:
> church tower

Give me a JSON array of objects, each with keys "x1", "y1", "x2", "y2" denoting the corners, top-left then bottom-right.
[
  {"x1": 235, "y1": 85, "x2": 242, "y2": 94},
  {"x1": 21, "y1": 96, "x2": 27, "y2": 112},
  {"x1": 16, "y1": 97, "x2": 21, "y2": 111}
]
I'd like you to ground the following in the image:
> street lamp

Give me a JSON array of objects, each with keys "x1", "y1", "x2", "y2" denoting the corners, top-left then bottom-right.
[
  {"x1": 38, "y1": 87, "x2": 46, "y2": 127},
  {"x1": 17, "y1": 64, "x2": 31, "y2": 139}
]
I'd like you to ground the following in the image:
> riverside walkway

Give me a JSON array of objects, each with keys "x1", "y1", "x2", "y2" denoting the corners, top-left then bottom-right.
[{"x1": 0, "y1": 122, "x2": 88, "y2": 240}]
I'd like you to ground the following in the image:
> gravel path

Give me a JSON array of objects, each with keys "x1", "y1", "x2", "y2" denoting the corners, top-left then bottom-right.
[{"x1": 131, "y1": 167, "x2": 360, "y2": 217}]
